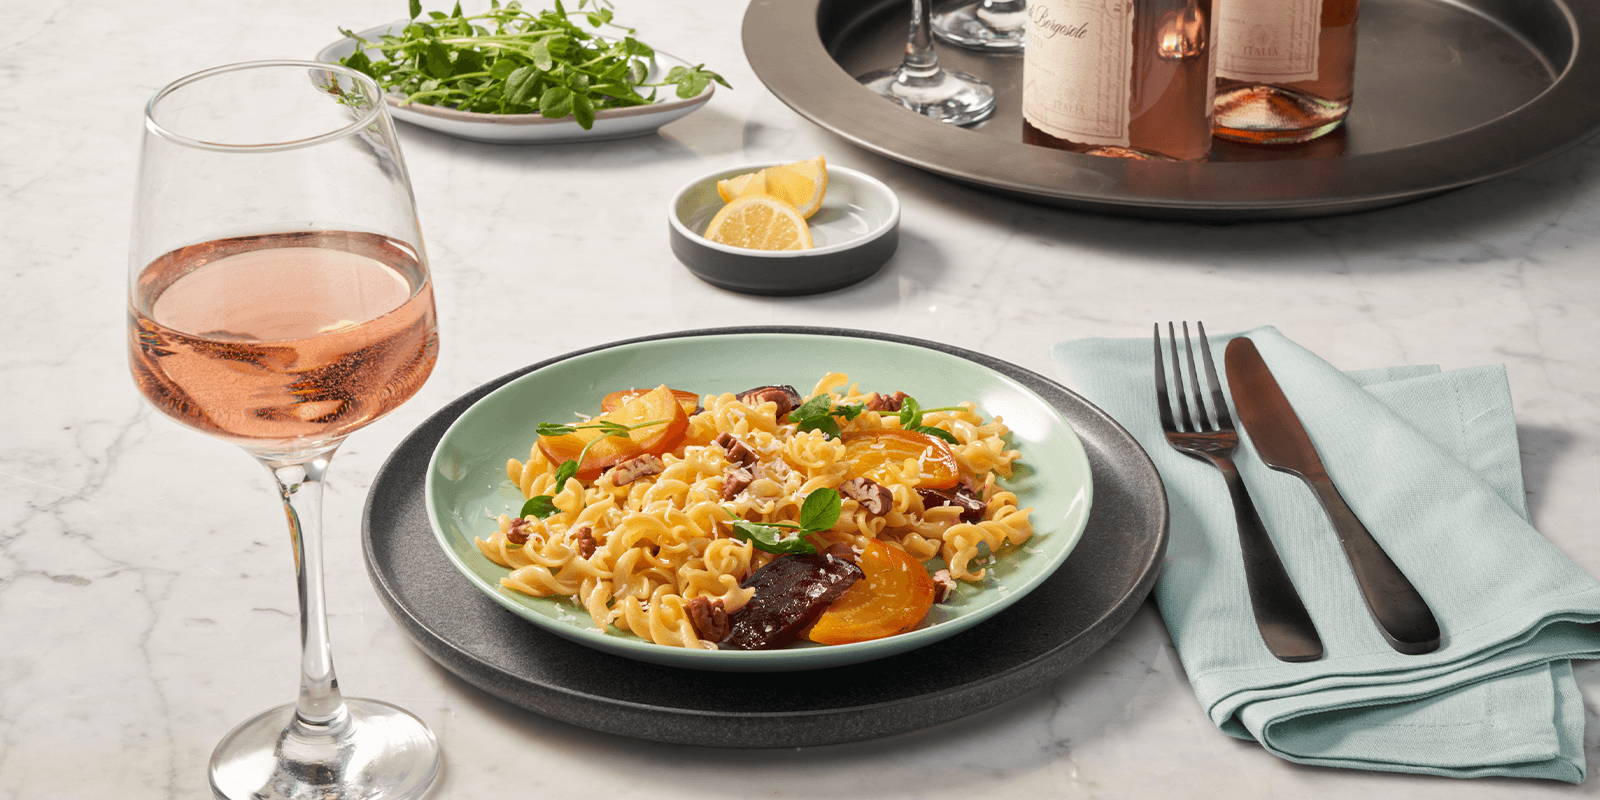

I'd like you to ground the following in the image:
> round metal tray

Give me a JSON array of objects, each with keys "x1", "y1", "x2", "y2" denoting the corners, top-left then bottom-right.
[
  {"x1": 361, "y1": 327, "x2": 1168, "y2": 747},
  {"x1": 743, "y1": 0, "x2": 1600, "y2": 219}
]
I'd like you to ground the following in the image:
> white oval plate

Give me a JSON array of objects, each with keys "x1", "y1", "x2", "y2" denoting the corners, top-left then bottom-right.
[{"x1": 316, "y1": 22, "x2": 715, "y2": 143}]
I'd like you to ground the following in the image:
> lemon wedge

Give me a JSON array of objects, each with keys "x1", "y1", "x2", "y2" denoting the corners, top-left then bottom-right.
[
  {"x1": 714, "y1": 156, "x2": 829, "y2": 218},
  {"x1": 704, "y1": 194, "x2": 814, "y2": 251},
  {"x1": 762, "y1": 156, "x2": 828, "y2": 218},
  {"x1": 716, "y1": 170, "x2": 767, "y2": 203}
]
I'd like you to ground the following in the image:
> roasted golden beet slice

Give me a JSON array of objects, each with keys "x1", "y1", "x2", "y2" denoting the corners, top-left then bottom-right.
[
  {"x1": 537, "y1": 385, "x2": 689, "y2": 481},
  {"x1": 600, "y1": 387, "x2": 701, "y2": 416},
  {"x1": 808, "y1": 540, "x2": 935, "y2": 645},
  {"x1": 841, "y1": 429, "x2": 960, "y2": 489}
]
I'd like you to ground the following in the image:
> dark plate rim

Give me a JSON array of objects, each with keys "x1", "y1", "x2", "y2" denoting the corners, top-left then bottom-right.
[
  {"x1": 361, "y1": 325, "x2": 1170, "y2": 720},
  {"x1": 740, "y1": 0, "x2": 1600, "y2": 214}
]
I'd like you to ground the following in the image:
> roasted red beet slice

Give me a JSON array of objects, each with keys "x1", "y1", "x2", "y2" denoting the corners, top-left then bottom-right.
[{"x1": 719, "y1": 552, "x2": 863, "y2": 650}]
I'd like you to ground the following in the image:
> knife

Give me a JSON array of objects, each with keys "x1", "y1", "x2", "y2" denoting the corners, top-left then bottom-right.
[{"x1": 1224, "y1": 337, "x2": 1441, "y2": 655}]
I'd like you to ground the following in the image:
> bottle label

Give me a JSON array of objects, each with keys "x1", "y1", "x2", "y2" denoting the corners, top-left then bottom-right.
[
  {"x1": 1217, "y1": 0, "x2": 1323, "y2": 82},
  {"x1": 1023, "y1": 0, "x2": 1136, "y2": 148}
]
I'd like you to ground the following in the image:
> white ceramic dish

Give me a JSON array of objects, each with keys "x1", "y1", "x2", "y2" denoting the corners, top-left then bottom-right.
[
  {"x1": 316, "y1": 22, "x2": 714, "y2": 143},
  {"x1": 668, "y1": 163, "x2": 901, "y2": 295}
]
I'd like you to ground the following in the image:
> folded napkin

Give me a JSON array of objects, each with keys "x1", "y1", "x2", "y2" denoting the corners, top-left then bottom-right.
[{"x1": 1055, "y1": 326, "x2": 1600, "y2": 782}]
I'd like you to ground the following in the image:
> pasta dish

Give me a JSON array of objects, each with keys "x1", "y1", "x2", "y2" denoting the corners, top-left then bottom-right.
[{"x1": 476, "y1": 373, "x2": 1034, "y2": 650}]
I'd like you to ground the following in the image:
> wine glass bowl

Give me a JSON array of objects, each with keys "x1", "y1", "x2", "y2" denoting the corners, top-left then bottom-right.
[{"x1": 128, "y1": 61, "x2": 440, "y2": 800}]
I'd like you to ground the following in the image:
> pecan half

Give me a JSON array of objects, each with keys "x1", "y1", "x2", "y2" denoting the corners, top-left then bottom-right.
[
  {"x1": 687, "y1": 596, "x2": 731, "y2": 642},
  {"x1": 865, "y1": 391, "x2": 909, "y2": 412},
  {"x1": 505, "y1": 517, "x2": 533, "y2": 546},
  {"x1": 714, "y1": 432, "x2": 758, "y2": 467},
  {"x1": 735, "y1": 385, "x2": 803, "y2": 420},
  {"x1": 572, "y1": 526, "x2": 596, "y2": 558},
  {"x1": 917, "y1": 487, "x2": 986, "y2": 523},
  {"x1": 608, "y1": 453, "x2": 663, "y2": 486},
  {"x1": 931, "y1": 568, "x2": 957, "y2": 603},
  {"x1": 721, "y1": 466, "x2": 754, "y2": 501},
  {"x1": 840, "y1": 477, "x2": 893, "y2": 515}
]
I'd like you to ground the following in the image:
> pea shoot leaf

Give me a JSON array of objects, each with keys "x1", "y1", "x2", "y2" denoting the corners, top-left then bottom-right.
[
  {"x1": 336, "y1": 1, "x2": 728, "y2": 129},
  {"x1": 730, "y1": 521, "x2": 817, "y2": 555},
  {"x1": 913, "y1": 425, "x2": 960, "y2": 445}
]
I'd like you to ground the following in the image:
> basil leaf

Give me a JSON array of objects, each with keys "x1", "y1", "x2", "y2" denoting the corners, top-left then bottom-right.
[
  {"x1": 521, "y1": 495, "x2": 558, "y2": 519},
  {"x1": 788, "y1": 394, "x2": 832, "y2": 423},
  {"x1": 796, "y1": 416, "x2": 840, "y2": 438},
  {"x1": 552, "y1": 460, "x2": 578, "y2": 489},
  {"x1": 798, "y1": 488, "x2": 842, "y2": 532},
  {"x1": 731, "y1": 521, "x2": 817, "y2": 555},
  {"x1": 915, "y1": 425, "x2": 960, "y2": 445}
]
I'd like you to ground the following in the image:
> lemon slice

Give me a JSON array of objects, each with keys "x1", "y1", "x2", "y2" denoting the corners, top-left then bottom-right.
[
  {"x1": 716, "y1": 170, "x2": 767, "y2": 203},
  {"x1": 703, "y1": 194, "x2": 814, "y2": 251},
  {"x1": 762, "y1": 156, "x2": 828, "y2": 218}
]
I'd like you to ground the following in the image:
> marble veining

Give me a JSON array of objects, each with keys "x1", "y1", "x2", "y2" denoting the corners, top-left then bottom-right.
[{"x1": 2, "y1": 0, "x2": 1599, "y2": 797}]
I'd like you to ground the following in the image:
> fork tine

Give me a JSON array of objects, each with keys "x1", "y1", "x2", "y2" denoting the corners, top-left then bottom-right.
[
  {"x1": 1153, "y1": 324, "x2": 1177, "y2": 432},
  {"x1": 1167, "y1": 323, "x2": 1194, "y2": 432},
  {"x1": 1196, "y1": 321, "x2": 1233, "y2": 429},
  {"x1": 1181, "y1": 322, "x2": 1211, "y2": 431}
]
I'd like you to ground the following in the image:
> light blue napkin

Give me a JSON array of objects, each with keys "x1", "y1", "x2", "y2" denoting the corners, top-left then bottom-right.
[{"x1": 1054, "y1": 326, "x2": 1600, "y2": 782}]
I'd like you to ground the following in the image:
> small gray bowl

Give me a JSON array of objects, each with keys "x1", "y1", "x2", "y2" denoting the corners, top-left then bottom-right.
[{"x1": 669, "y1": 163, "x2": 900, "y2": 296}]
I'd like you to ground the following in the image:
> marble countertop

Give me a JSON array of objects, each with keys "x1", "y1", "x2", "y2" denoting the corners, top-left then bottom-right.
[{"x1": 5, "y1": 0, "x2": 1599, "y2": 797}]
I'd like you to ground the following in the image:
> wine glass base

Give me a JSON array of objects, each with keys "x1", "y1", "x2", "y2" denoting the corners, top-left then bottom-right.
[
  {"x1": 858, "y1": 67, "x2": 997, "y2": 126},
  {"x1": 932, "y1": 1, "x2": 1026, "y2": 52},
  {"x1": 209, "y1": 699, "x2": 441, "y2": 800}
]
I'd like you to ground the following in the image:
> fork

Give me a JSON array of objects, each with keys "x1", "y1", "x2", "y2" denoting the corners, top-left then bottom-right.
[{"x1": 1156, "y1": 322, "x2": 1324, "y2": 663}]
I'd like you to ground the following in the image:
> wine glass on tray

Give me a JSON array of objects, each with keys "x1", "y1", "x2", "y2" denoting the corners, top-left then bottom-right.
[
  {"x1": 933, "y1": 0, "x2": 1027, "y2": 52},
  {"x1": 858, "y1": 0, "x2": 997, "y2": 125},
  {"x1": 128, "y1": 60, "x2": 441, "y2": 800}
]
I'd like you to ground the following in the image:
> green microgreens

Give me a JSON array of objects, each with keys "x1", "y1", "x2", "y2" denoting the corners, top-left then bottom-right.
[
  {"x1": 786, "y1": 395, "x2": 866, "y2": 439},
  {"x1": 338, "y1": 0, "x2": 730, "y2": 129},
  {"x1": 885, "y1": 396, "x2": 962, "y2": 444},
  {"x1": 519, "y1": 416, "x2": 668, "y2": 517},
  {"x1": 724, "y1": 488, "x2": 841, "y2": 555}
]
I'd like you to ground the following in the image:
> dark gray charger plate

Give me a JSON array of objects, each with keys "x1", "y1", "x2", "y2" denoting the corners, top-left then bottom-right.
[
  {"x1": 362, "y1": 327, "x2": 1168, "y2": 747},
  {"x1": 743, "y1": 0, "x2": 1600, "y2": 219}
]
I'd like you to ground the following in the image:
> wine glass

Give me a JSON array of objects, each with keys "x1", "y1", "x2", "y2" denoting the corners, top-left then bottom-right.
[
  {"x1": 858, "y1": 0, "x2": 996, "y2": 125},
  {"x1": 128, "y1": 61, "x2": 441, "y2": 799},
  {"x1": 933, "y1": 0, "x2": 1027, "y2": 52}
]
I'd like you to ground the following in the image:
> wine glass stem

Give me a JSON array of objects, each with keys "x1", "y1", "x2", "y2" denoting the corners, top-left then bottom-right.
[
  {"x1": 902, "y1": 0, "x2": 942, "y2": 82},
  {"x1": 261, "y1": 448, "x2": 350, "y2": 732}
]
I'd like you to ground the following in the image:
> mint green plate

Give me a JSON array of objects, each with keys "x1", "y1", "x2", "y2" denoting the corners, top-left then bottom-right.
[{"x1": 425, "y1": 332, "x2": 1092, "y2": 671}]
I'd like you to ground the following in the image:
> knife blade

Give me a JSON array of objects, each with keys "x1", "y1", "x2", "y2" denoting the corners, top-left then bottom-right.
[{"x1": 1224, "y1": 337, "x2": 1441, "y2": 655}]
